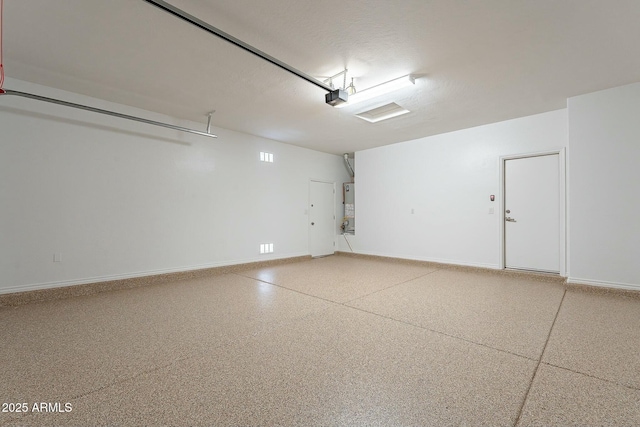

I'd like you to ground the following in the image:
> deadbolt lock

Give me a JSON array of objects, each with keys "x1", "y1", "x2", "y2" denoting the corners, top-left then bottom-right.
[{"x1": 506, "y1": 209, "x2": 511, "y2": 213}]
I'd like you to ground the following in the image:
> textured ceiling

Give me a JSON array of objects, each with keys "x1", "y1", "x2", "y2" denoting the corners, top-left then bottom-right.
[{"x1": 4, "y1": 0, "x2": 640, "y2": 154}]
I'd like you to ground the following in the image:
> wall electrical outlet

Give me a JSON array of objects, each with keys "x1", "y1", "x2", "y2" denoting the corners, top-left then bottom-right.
[
  {"x1": 53, "y1": 253, "x2": 62, "y2": 262},
  {"x1": 488, "y1": 208, "x2": 494, "y2": 214}
]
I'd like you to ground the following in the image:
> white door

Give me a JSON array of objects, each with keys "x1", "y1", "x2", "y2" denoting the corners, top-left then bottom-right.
[
  {"x1": 505, "y1": 154, "x2": 560, "y2": 273},
  {"x1": 309, "y1": 181, "x2": 335, "y2": 257}
]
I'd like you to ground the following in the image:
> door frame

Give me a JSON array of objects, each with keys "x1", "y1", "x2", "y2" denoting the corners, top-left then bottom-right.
[
  {"x1": 308, "y1": 179, "x2": 336, "y2": 257},
  {"x1": 498, "y1": 149, "x2": 566, "y2": 276}
]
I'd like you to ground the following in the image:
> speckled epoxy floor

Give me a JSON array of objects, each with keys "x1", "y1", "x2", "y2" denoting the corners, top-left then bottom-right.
[{"x1": 1, "y1": 255, "x2": 639, "y2": 426}]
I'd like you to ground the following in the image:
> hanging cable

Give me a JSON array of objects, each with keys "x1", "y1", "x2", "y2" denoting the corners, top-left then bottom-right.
[
  {"x1": 0, "y1": 0, "x2": 5, "y2": 90},
  {"x1": 343, "y1": 234, "x2": 354, "y2": 252}
]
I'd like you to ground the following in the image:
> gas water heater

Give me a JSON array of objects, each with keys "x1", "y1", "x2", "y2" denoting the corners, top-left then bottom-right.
[{"x1": 342, "y1": 182, "x2": 355, "y2": 234}]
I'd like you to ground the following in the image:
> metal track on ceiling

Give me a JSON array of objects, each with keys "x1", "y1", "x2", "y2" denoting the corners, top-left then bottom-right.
[
  {"x1": 0, "y1": 0, "x2": 335, "y2": 139},
  {"x1": 141, "y1": 0, "x2": 333, "y2": 93}
]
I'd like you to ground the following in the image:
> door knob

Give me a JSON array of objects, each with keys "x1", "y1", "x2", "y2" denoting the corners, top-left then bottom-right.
[
  {"x1": 311, "y1": 222, "x2": 315, "y2": 225},
  {"x1": 506, "y1": 217, "x2": 516, "y2": 222}
]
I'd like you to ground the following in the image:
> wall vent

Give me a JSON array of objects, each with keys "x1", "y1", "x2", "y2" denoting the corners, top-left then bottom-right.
[
  {"x1": 260, "y1": 152, "x2": 274, "y2": 162},
  {"x1": 260, "y1": 243, "x2": 274, "y2": 254}
]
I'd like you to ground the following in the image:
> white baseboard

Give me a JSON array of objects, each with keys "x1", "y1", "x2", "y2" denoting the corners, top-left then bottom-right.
[
  {"x1": 350, "y1": 250, "x2": 501, "y2": 270},
  {"x1": 567, "y1": 277, "x2": 640, "y2": 291},
  {"x1": 0, "y1": 252, "x2": 309, "y2": 295}
]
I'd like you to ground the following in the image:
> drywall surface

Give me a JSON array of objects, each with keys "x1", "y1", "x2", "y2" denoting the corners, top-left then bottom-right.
[
  {"x1": 350, "y1": 110, "x2": 567, "y2": 268},
  {"x1": 568, "y1": 83, "x2": 640, "y2": 290},
  {"x1": 0, "y1": 79, "x2": 349, "y2": 294}
]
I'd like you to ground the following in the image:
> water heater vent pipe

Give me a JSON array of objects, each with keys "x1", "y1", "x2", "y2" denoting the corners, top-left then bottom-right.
[{"x1": 343, "y1": 153, "x2": 355, "y2": 177}]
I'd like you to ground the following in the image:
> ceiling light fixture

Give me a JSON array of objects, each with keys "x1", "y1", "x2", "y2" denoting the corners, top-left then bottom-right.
[{"x1": 334, "y1": 74, "x2": 415, "y2": 108}]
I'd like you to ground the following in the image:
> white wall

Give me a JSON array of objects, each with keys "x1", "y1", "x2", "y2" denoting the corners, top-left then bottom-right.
[
  {"x1": 4, "y1": 78, "x2": 638, "y2": 294},
  {"x1": 0, "y1": 79, "x2": 350, "y2": 294},
  {"x1": 344, "y1": 110, "x2": 567, "y2": 268},
  {"x1": 568, "y1": 83, "x2": 640, "y2": 290}
]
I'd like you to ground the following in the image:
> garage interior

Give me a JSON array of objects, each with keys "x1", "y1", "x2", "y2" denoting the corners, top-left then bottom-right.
[{"x1": 1, "y1": 1, "x2": 639, "y2": 425}]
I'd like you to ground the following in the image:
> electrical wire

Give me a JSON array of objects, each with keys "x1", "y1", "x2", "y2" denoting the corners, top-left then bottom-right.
[
  {"x1": 0, "y1": 0, "x2": 4, "y2": 89},
  {"x1": 343, "y1": 233, "x2": 354, "y2": 252}
]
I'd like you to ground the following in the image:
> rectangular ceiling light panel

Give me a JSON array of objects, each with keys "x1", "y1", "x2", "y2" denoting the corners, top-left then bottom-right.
[{"x1": 355, "y1": 102, "x2": 411, "y2": 123}]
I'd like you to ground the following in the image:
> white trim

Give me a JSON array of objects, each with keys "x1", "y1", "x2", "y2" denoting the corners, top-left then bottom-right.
[
  {"x1": 567, "y1": 277, "x2": 640, "y2": 291},
  {"x1": 558, "y1": 149, "x2": 567, "y2": 277},
  {"x1": 351, "y1": 250, "x2": 500, "y2": 270},
  {"x1": 499, "y1": 149, "x2": 567, "y2": 276},
  {"x1": 565, "y1": 138, "x2": 572, "y2": 278},
  {"x1": 0, "y1": 252, "x2": 309, "y2": 295}
]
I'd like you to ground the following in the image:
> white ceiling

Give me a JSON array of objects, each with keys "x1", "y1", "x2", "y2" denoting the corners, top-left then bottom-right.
[{"x1": 4, "y1": 0, "x2": 640, "y2": 154}]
